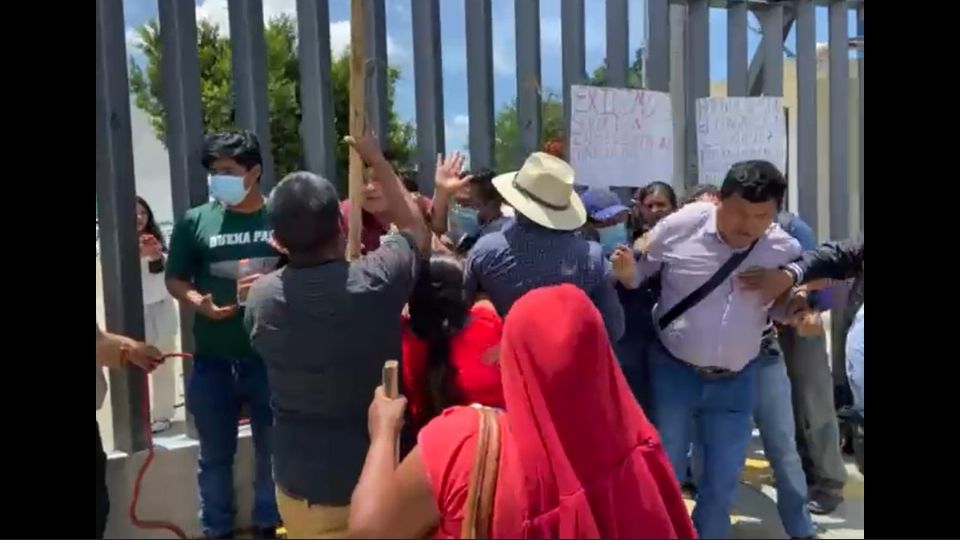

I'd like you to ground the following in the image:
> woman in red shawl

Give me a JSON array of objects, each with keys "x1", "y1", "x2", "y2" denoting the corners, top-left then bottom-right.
[{"x1": 348, "y1": 284, "x2": 696, "y2": 539}]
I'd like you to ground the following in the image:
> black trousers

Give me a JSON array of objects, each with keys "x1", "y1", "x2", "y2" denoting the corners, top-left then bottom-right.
[{"x1": 96, "y1": 420, "x2": 109, "y2": 539}]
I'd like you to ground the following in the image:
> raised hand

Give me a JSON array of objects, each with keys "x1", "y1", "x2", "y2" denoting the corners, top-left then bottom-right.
[
  {"x1": 610, "y1": 246, "x2": 638, "y2": 289},
  {"x1": 434, "y1": 152, "x2": 471, "y2": 195}
]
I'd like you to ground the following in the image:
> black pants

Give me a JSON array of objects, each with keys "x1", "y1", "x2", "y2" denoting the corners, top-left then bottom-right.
[{"x1": 96, "y1": 421, "x2": 109, "y2": 539}]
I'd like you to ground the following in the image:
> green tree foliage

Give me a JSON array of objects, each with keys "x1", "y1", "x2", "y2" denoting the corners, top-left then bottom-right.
[
  {"x1": 493, "y1": 93, "x2": 565, "y2": 171},
  {"x1": 128, "y1": 15, "x2": 415, "y2": 189},
  {"x1": 493, "y1": 48, "x2": 644, "y2": 171},
  {"x1": 587, "y1": 47, "x2": 645, "y2": 89}
]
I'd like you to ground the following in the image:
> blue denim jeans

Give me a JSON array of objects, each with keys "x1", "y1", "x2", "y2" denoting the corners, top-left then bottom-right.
[
  {"x1": 187, "y1": 356, "x2": 280, "y2": 537},
  {"x1": 754, "y1": 347, "x2": 816, "y2": 538},
  {"x1": 845, "y1": 305, "x2": 865, "y2": 415},
  {"x1": 648, "y1": 340, "x2": 760, "y2": 540}
]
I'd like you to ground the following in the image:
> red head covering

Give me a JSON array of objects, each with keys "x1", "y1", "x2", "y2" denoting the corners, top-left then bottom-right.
[
  {"x1": 499, "y1": 284, "x2": 696, "y2": 538},
  {"x1": 418, "y1": 284, "x2": 695, "y2": 539}
]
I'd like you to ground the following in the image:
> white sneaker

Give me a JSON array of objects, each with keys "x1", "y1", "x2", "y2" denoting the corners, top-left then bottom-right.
[{"x1": 151, "y1": 419, "x2": 172, "y2": 434}]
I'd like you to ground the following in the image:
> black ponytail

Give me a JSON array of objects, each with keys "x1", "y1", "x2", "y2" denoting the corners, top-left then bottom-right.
[{"x1": 408, "y1": 255, "x2": 469, "y2": 422}]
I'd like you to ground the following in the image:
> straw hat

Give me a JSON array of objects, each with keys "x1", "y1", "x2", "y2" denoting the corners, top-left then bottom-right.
[{"x1": 492, "y1": 152, "x2": 586, "y2": 231}]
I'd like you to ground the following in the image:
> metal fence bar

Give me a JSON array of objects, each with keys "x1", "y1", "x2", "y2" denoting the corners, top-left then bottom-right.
[
  {"x1": 645, "y1": 0, "x2": 670, "y2": 92},
  {"x1": 411, "y1": 0, "x2": 444, "y2": 195},
  {"x1": 828, "y1": 0, "x2": 849, "y2": 241},
  {"x1": 297, "y1": 0, "x2": 338, "y2": 183},
  {"x1": 159, "y1": 0, "x2": 207, "y2": 440},
  {"x1": 828, "y1": 0, "x2": 850, "y2": 387},
  {"x1": 605, "y1": 0, "x2": 629, "y2": 88},
  {"x1": 684, "y1": 0, "x2": 709, "y2": 189},
  {"x1": 364, "y1": 0, "x2": 390, "y2": 143},
  {"x1": 747, "y1": 7, "x2": 794, "y2": 97},
  {"x1": 96, "y1": 0, "x2": 149, "y2": 454},
  {"x1": 857, "y1": 3, "x2": 864, "y2": 232},
  {"x1": 515, "y1": 0, "x2": 542, "y2": 165},
  {"x1": 756, "y1": 3, "x2": 784, "y2": 97},
  {"x1": 561, "y1": 0, "x2": 585, "y2": 159},
  {"x1": 669, "y1": 3, "x2": 686, "y2": 192},
  {"x1": 794, "y1": 0, "x2": 818, "y2": 237},
  {"x1": 228, "y1": 0, "x2": 276, "y2": 191},
  {"x1": 465, "y1": 0, "x2": 495, "y2": 169},
  {"x1": 726, "y1": 0, "x2": 748, "y2": 97}
]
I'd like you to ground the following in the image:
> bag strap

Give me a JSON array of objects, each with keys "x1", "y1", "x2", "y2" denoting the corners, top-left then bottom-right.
[
  {"x1": 658, "y1": 239, "x2": 759, "y2": 331},
  {"x1": 460, "y1": 405, "x2": 501, "y2": 540}
]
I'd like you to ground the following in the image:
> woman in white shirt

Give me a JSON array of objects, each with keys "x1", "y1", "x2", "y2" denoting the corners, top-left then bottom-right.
[{"x1": 136, "y1": 196, "x2": 180, "y2": 433}]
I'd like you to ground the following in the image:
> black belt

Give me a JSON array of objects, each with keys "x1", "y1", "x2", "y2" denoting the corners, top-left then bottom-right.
[
  {"x1": 659, "y1": 340, "x2": 739, "y2": 380},
  {"x1": 692, "y1": 365, "x2": 737, "y2": 380}
]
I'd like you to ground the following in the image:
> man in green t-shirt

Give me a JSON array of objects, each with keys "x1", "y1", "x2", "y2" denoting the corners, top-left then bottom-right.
[{"x1": 165, "y1": 131, "x2": 281, "y2": 539}]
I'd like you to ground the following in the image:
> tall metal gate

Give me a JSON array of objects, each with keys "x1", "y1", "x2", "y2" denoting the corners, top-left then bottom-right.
[{"x1": 96, "y1": 0, "x2": 863, "y2": 452}]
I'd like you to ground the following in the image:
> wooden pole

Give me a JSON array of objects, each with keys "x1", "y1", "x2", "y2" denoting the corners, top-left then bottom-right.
[
  {"x1": 382, "y1": 360, "x2": 400, "y2": 466},
  {"x1": 382, "y1": 360, "x2": 399, "y2": 399},
  {"x1": 347, "y1": 0, "x2": 366, "y2": 261}
]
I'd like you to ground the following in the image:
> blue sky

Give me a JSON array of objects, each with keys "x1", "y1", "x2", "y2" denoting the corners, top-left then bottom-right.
[{"x1": 122, "y1": 0, "x2": 858, "y2": 155}]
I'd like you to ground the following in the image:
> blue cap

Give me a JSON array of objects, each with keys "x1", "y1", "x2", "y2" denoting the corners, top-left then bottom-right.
[{"x1": 580, "y1": 188, "x2": 630, "y2": 221}]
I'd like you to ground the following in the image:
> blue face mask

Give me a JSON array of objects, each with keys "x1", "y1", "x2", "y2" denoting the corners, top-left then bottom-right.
[
  {"x1": 596, "y1": 222, "x2": 629, "y2": 254},
  {"x1": 452, "y1": 205, "x2": 481, "y2": 237},
  {"x1": 209, "y1": 174, "x2": 249, "y2": 206}
]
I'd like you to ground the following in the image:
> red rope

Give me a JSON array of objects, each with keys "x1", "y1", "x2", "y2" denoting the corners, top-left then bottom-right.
[{"x1": 126, "y1": 352, "x2": 193, "y2": 539}]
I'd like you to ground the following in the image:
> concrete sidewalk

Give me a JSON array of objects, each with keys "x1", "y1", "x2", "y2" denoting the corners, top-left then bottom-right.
[{"x1": 681, "y1": 430, "x2": 865, "y2": 539}]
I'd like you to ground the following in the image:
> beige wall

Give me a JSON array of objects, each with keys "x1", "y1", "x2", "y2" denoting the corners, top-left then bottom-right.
[{"x1": 711, "y1": 57, "x2": 862, "y2": 241}]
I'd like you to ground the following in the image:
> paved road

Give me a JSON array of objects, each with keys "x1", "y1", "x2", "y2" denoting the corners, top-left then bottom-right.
[{"x1": 722, "y1": 430, "x2": 865, "y2": 539}]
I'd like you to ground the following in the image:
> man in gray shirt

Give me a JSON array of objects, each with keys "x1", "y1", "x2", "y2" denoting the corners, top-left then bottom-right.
[{"x1": 244, "y1": 135, "x2": 429, "y2": 539}]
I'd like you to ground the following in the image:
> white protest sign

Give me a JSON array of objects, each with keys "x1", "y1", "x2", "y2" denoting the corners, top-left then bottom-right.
[
  {"x1": 569, "y1": 85, "x2": 674, "y2": 188},
  {"x1": 696, "y1": 97, "x2": 787, "y2": 186}
]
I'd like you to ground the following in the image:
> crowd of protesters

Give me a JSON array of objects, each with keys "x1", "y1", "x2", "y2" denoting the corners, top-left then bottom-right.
[{"x1": 96, "y1": 129, "x2": 864, "y2": 539}]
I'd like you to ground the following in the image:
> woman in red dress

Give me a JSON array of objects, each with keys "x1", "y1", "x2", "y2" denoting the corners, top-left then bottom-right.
[
  {"x1": 349, "y1": 284, "x2": 697, "y2": 539},
  {"x1": 401, "y1": 255, "x2": 505, "y2": 437}
]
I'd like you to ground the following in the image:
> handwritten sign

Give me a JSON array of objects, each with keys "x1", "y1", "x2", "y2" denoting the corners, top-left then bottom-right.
[
  {"x1": 569, "y1": 85, "x2": 674, "y2": 188},
  {"x1": 696, "y1": 97, "x2": 787, "y2": 186}
]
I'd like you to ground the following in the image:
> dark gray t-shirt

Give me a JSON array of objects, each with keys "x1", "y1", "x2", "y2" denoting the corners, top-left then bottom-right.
[{"x1": 244, "y1": 232, "x2": 418, "y2": 505}]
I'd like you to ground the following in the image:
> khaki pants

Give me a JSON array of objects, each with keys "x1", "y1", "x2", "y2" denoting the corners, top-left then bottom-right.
[{"x1": 276, "y1": 488, "x2": 350, "y2": 539}]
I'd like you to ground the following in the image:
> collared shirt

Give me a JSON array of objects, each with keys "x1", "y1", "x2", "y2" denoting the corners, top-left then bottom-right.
[
  {"x1": 464, "y1": 216, "x2": 625, "y2": 342},
  {"x1": 631, "y1": 202, "x2": 801, "y2": 371}
]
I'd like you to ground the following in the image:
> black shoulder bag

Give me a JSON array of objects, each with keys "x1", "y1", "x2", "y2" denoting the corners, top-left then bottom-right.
[{"x1": 657, "y1": 239, "x2": 759, "y2": 331}]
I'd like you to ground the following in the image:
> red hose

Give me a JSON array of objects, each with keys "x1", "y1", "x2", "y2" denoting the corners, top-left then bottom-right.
[{"x1": 127, "y1": 352, "x2": 193, "y2": 539}]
